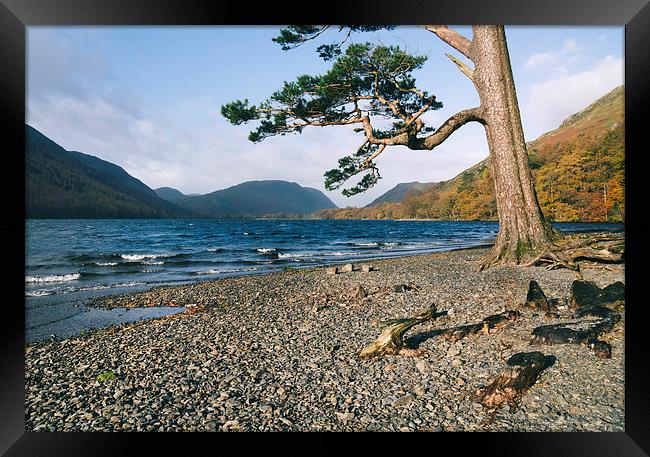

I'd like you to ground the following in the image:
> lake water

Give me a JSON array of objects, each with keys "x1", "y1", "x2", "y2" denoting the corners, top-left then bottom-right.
[{"x1": 25, "y1": 219, "x2": 623, "y2": 342}]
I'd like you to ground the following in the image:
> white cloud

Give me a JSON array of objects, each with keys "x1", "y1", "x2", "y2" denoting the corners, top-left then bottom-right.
[
  {"x1": 523, "y1": 37, "x2": 582, "y2": 73},
  {"x1": 524, "y1": 52, "x2": 555, "y2": 71},
  {"x1": 523, "y1": 55, "x2": 623, "y2": 138}
]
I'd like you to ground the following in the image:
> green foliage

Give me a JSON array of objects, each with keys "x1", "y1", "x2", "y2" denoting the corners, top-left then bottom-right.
[
  {"x1": 96, "y1": 370, "x2": 116, "y2": 382},
  {"x1": 272, "y1": 25, "x2": 394, "y2": 60},
  {"x1": 220, "y1": 99, "x2": 259, "y2": 125},
  {"x1": 222, "y1": 41, "x2": 442, "y2": 197}
]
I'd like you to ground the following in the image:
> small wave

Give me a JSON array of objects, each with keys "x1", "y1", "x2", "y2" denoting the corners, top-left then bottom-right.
[
  {"x1": 256, "y1": 248, "x2": 276, "y2": 253},
  {"x1": 25, "y1": 273, "x2": 81, "y2": 283},
  {"x1": 96, "y1": 262, "x2": 118, "y2": 266},
  {"x1": 323, "y1": 251, "x2": 346, "y2": 256},
  {"x1": 120, "y1": 253, "x2": 172, "y2": 261},
  {"x1": 25, "y1": 281, "x2": 145, "y2": 297},
  {"x1": 142, "y1": 260, "x2": 164, "y2": 265},
  {"x1": 354, "y1": 242, "x2": 379, "y2": 247},
  {"x1": 207, "y1": 247, "x2": 224, "y2": 252},
  {"x1": 194, "y1": 267, "x2": 259, "y2": 275},
  {"x1": 25, "y1": 289, "x2": 56, "y2": 297},
  {"x1": 277, "y1": 253, "x2": 311, "y2": 259}
]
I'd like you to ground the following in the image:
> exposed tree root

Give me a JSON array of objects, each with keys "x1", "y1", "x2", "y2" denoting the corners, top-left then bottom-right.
[
  {"x1": 479, "y1": 231, "x2": 624, "y2": 271},
  {"x1": 520, "y1": 232, "x2": 624, "y2": 271},
  {"x1": 472, "y1": 352, "x2": 555, "y2": 407},
  {"x1": 359, "y1": 305, "x2": 446, "y2": 358},
  {"x1": 439, "y1": 310, "x2": 520, "y2": 342}
]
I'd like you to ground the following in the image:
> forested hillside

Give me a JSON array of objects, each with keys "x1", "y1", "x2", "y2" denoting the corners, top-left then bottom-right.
[
  {"x1": 316, "y1": 85, "x2": 624, "y2": 222},
  {"x1": 26, "y1": 126, "x2": 193, "y2": 219}
]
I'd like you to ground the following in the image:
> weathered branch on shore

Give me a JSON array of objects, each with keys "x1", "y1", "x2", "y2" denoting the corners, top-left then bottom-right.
[
  {"x1": 472, "y1": 352, "x2": 554, "y2": 407},
  {"x1": 439, "y1": 310, "x2": 520, "y2": 342},
  {"x1": 359, "y1": 305, "x2": 446, "y2": 358}
]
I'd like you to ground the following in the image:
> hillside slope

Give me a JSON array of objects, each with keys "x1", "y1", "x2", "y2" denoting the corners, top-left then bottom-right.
[
  {"x1": 154, "y1": 187, "x2": 186, "y2": 203},
  {"x1": 26, "y1": 126, "x2": 193, "y2": 219},
  {"x1": 315, "y1": 85, "x2": 624, "y2": 222},
  {"x1": 365, "y1": 182, "x2": 436, "y2": 207}
]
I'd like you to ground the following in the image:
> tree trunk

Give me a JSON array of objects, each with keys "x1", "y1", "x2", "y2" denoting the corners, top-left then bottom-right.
[{"x1": 471, "y1": 26, "x2": 556, "y2": 268}]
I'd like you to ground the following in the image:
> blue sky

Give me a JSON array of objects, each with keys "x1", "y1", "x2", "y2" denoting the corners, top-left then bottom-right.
[{"x1": 27, "y1": 26, "x2": 624, "y2": 207}]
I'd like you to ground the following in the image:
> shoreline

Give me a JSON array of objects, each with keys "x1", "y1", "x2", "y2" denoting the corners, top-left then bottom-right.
[
  {"x1": 83, "y1": 242, "x2": 496, "y2": 311},
  {"x1": 25, "y1": 246, "x2": 625, "y2": 431}
]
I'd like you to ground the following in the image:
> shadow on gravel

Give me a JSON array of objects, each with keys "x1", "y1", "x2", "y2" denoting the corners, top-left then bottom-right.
[{"x1": 405, "y1": 328, "x2": 447, "y2": 348}]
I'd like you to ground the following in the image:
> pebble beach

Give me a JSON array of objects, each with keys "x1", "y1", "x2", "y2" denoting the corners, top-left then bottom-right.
[{"x1": 25, "y1": 246, "x2": 625, "y2": 432}]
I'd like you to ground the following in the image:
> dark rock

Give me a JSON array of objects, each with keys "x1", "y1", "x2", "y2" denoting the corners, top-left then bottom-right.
[
  {"x1": 525, "y1": 280, "x2": 550, "y2": 310},
  {"x1": 570, "y1": 280, "x2": 625, "y2": 310},
  {"x1": 570, "y1": 281, "x2": 603, "y2": 309},
  {"x1": 587, "y1": 339, "x2": 612, "y2": 359},
  {"x1": 600, "y1": 281, "x2": 625, "y2": 308}
]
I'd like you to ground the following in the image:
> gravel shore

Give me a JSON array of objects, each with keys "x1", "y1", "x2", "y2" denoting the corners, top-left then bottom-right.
[{"x1": 25, "y1": 246, "x2": 625, "y2": 432}]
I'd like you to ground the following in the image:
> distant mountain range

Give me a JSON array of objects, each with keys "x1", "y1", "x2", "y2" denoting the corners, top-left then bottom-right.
[
  {"x1": 154, "y1": 181, "x2": 337, "y2": 218},
  {"x1": 25, "y1": 125, "x2": 337, "y2": 219},
  {"x1": 365, "y1": 182, "x2": 436, "y2": 207},
  {"x1": 315, "y1": 85, "x2": 624, "y2": 222}
]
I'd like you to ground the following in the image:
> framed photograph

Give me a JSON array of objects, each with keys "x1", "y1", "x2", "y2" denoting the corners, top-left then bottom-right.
[{"x1": 1, "y1": 0, "x2": 648, "y2": 454}]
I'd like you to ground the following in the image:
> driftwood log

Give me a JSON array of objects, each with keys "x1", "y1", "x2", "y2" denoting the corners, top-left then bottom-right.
[
  {"x1": 530, "y1": 313, "x2": 620, "y2": 346},
  {"x1": 439, "y1": 310, "x2": 520, "y2": 342},
  {"x1": 472, "y1": 352, "x2": 554, "y2": 407},
  {"x1": 359, "y1": 305, "x2": 446, "y2": 358}
]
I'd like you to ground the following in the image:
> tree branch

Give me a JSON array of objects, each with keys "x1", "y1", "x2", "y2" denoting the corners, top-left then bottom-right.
[
  {"x1": 361, "y1": 107, "x2": 485, "y2": 150},
  {"x1": 423, "y1": 25, "x2": 473, "y2": 61},
  {"x1": 420, "y1": 107, "x2": 485, "y2": 149},
  {"x1": 445, "y1": 53, "x2": 474, "y2": 82}
]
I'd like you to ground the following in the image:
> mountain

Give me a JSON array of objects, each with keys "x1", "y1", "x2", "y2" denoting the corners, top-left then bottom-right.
[
  {"x1": 172, "y1": 180, "x2": 338, "y2": 218},
  {"x1": 315, "y1": 85, "x2": 624, "y2": 222},
  {"x1": 366, "y1": 182, "x2": 436, "y2": 207},
  {"x1": 154, "y1": 187, "x2": 186, "y2": 203},
  {"x1": 26, "y1": 125, "x2": 193, "y2": 219}
]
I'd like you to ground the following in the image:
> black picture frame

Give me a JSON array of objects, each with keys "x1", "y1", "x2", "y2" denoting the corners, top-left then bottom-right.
[{"x1": 1, "y1": 0, "x2": 648, "y2": 454}]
